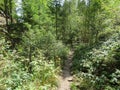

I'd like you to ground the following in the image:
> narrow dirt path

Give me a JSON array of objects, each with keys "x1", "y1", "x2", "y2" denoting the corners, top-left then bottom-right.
[{"x1": 58, "y1": 50, "x2": 74, "y2": 90}]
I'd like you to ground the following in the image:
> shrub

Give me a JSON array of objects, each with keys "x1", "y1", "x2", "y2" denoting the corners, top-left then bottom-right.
[
  {"x1": 72, "y1": 31, "x2": 120, "y2": 90},
  {"x1": 0, "y1": 40, "x2": 58, "y2": 90}
]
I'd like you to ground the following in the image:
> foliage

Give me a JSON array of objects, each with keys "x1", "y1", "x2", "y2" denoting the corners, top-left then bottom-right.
[
  {"x1": 0, "y1": 42, "x2": 58, "y2": 90},
  {"x1": 72, "y1": 30, "x2": 120, "y2": 89},
  {"x1": 1, "y1": 0, "x2": 120, "y2": 90}
]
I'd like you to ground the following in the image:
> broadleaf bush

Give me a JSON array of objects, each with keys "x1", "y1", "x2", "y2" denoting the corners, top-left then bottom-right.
[{"x1": 72, "y1": 31, "x2": 120, "y2": 90}]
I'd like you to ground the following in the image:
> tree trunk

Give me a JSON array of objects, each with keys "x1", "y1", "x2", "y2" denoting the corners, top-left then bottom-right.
[
  {"x1": 28, "y1": 45, "x2": 32, "y2": 73},
  {"x1": 9, "y1": 0, "x2": 13, "y2": 24},
  {"x1": 4, "y1": 0, "x2": 9, "y2": 31}
]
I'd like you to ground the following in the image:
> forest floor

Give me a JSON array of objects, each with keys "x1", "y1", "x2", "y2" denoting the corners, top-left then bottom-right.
[{"x1": 58, "y1": 50, "x2": 74, "y2": 90}]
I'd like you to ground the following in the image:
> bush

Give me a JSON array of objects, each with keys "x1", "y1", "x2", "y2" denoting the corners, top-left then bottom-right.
[
  {"x1": 0, "y1": 39, "x2": 58, "y2": 90},
  {"x1": 21, "y1": 29, "x2": 69, "y2": 69},
  {"x1": 72, "y1": 32, "x2": 120, "y2": 90}
]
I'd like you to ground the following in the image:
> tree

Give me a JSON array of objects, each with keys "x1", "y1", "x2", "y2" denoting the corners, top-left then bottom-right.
[{"x1": 77, "y1": 0, "x2": 103, "y2": 44}]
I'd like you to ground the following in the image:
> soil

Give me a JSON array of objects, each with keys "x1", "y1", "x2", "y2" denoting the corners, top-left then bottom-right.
[{"x1": 58, "y1": 51, "x2": 74, "y2": 90}]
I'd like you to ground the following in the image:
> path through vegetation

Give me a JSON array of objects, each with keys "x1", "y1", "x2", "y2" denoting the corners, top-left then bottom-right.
[{"x1": 58, "y1": 51, "x2": 74, "y2": 90}]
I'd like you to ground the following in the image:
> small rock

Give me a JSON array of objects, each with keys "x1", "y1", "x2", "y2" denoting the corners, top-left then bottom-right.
[{"x1": 68, "y1": 77, "x2": 73, "y2": 81}]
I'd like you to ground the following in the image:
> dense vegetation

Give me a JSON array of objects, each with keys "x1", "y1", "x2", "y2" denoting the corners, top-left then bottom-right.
[
  {"x1": 0, "y1": 0, "x2": 120, "y2": 90},
  {"x1": 71, "y1": 0, "x2": 120, "y2": 90}
]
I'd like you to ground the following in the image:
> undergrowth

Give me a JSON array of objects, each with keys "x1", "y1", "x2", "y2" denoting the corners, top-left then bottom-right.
[{"x1": 71, "y1": 30, "x2": 120, "y2": 90}]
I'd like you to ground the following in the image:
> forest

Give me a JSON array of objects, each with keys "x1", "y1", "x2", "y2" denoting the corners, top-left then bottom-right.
[{"x1": 0, "y1": 0, "x2": 120, "y2": 90}]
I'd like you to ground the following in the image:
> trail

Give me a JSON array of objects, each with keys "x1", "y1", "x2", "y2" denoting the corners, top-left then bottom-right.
[{"x1": 58, "y1": 50, "x2": 74, "y2": 90}]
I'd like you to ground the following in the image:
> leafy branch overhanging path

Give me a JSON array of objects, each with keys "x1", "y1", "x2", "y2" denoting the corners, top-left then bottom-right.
[{"x1": 58, "y1": 50, "x2": 74, "y2": 90}]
